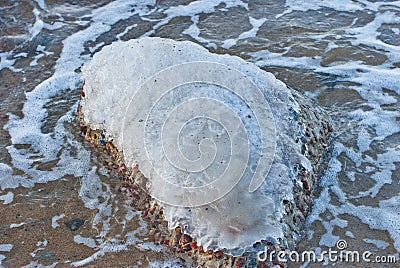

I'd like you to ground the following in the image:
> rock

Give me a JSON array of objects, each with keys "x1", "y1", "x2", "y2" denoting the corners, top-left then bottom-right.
[
  {"x1": 79, "y1": 37, "x2": 333, "y2": 267},
  {"x1": 65, "y1": 218, "x2": 85, "y2": 231},
  {"x1": 0, "y1": 113, "x2": 8, "y2": 120},
  {"x1": 39, "y1": 252, "x2": 56, "y2": 265}
]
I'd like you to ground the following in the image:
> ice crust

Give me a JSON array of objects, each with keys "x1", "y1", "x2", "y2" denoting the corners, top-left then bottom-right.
[{"x1": 81, "y1": 37, "x2": 309, "y2": 252}]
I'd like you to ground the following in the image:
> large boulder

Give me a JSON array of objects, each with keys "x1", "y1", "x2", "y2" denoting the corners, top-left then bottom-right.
[{"x1": 78, "y1": 37, "x2": 333, "y2": 267}]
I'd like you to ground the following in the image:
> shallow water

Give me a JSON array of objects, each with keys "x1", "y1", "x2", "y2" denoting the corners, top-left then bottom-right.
[{"x1": 0, "y1": 0, "x2": 399, "y2": 267}]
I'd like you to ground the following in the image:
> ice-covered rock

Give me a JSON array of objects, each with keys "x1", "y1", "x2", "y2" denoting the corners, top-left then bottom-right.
[{"x1": 79, "y1": 37, "x2": 333, "y2": 266}]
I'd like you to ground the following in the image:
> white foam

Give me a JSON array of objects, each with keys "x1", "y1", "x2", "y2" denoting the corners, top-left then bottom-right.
[
  {"x1": 222, "y1": 17, "x2": 267, "y2": 49},
  {"x1": 363, "y1": 238, "x2": 389, "y2": 250},
  {"x1": 0, "y1": 244, "x2": 13, "y2": 252},
  {"x1": 5, "y1": 0, "x2": 155, "y2": 191},
  {"x1": 71, "y1": 229, "x2": 142, "y2": 267},
  {"x1": 29, "y1": 53, "x2": 44, "y2": 66},
  {"x1": 319, "y1": 217, "x2": 347, "y2": 248},
  {"x1": 79, "y1": 167, "x2": 114, "y2": 235},
  {"x1": 0, "y1": 51, "x2": 21, "y2": 72},
  {"x1": 89, "y1": 42, "x2": 105, "y2": 53},
  {"x1": 163, "y1": 0, "x2": 247, "y2": 21},
  {"x1": 144, "y1": 0, "x2": 247, "y2": 48},
  {"x1": 358, "y1": 195, "x2": 400, "y2": 251},
  {"x1": 0, "y1": 244, "x2": 12, "y2": 266},
  {"x1": 29, "y1": 8, "x2": 44, "y2": 40},
  {"x1": 29, "y1": 239, "x2": 48, "y2": 258},
  {"x1": 74, "y1": 166, "x2": 148, "y2": 266},
  {"x1": 37, "y1": 240, "x2": 48, "y2": 247},
  {"x1": 51, "y1": 213, "x2": 65, "y2": 228},
  {"x1": 14, "y1": 52, "x2": 28, "y2": 58},
  {"x1": 37, "y1": 46, "x2": 53, "y2": 57},
  {"x1": 33, "y1": 0, "x2": 48, "y2": 11},
  {"x1": 74, "y1": 235, "x2": 97, "y2": 248},
  {"x1": 0, "y1": 192, "x2": 14, "y2": 205},
  {"x1": 116, "y1": 24, "x2": 137, "y2": 40},
  {"x1": 3, "y1": 1, "x2": 160, "y2": 266},
  {"x1": 247, "y1": 0, "x2": 400, "y2": 253},
  {"x1": 311, "y1": 148, "x2": 400, "y2": 251},
  {"x1": 43, "y1": 21, "x2": 65, "y2": 31},
  {"x1": 277, "y1": 0, "x2": 398, "y2": 18},
  {"x1": 10, "y1": 222, "x2": 25, "y2": 229},
  {"x1": 182, "y1": 15, "x2": 216, "y2": 48},
  {"x1": 345, "y1": 231, "x2": 355, "y2": 238},
  {"x1": 346, "y1": 11, "x2": 400, "y2": 58}
]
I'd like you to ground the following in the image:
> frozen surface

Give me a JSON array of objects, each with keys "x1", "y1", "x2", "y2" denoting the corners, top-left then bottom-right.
[{"x1": 81, "y1": 37, "x2": 312, "y2": 252}]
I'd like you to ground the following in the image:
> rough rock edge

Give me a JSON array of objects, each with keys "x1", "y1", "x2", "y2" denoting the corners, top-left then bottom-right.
[{"x1": 77, "y1": 83, "x2": 333, "y2": 268}]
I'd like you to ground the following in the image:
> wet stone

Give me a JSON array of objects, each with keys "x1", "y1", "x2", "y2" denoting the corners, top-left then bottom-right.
[
  {"x1": 39, "y1": 252, "x2": 56, "y2": 265},
  {"x1": 79, "y1": 37, "x2": 335, "y2": 267},
  {"x1": 65, "y1": 218, "x2": 85, "y2": 231}
]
